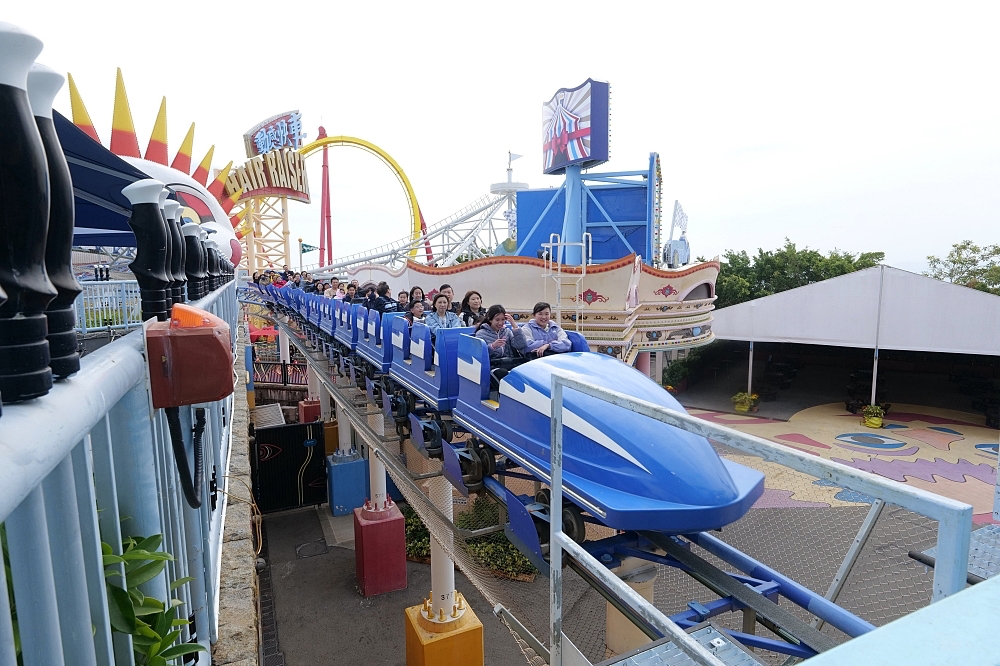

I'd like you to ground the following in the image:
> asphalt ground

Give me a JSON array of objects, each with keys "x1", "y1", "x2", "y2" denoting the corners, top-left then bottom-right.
[{"x1": 262, "y1": 506, "x2": 529, "y2": 666}]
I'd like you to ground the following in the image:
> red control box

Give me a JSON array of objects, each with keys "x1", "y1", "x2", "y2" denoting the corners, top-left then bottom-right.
[
  {"x1": 146, "y1": 303, "x2": 234, "y2": 409},
  {"x1": 354, "y1": 503, "x2": 407, "y2": 596}
]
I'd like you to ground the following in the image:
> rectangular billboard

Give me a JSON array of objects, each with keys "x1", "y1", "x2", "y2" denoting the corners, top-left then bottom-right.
[
  {"x1": 243, "y1": 111, "x2": 306, "y2": 158},
  {"x1": 542, "y1": 79, "x2": 609, "y2": 175}
]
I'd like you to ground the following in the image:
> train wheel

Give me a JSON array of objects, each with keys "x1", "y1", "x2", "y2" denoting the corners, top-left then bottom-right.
[
  {"x1": 535, "y1": 488, "x2": 551, "y2": 506},
  {"x1": 479, "y1": 447, "x2": 496, "y2": 477},
  {"x1": 562, "y1": 504, "x2": 587, "y2": 544},
  {"x1": 439, "y1": 419, "x2": 453, "y2": 443}
]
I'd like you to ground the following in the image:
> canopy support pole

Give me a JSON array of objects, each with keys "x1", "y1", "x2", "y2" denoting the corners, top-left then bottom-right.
[
  {"x1": 870, "y1": 266, "x2": 885, "y2": 406},
  {"x1": 747, "y1": 341, "x2": 754, "y2": 394}
]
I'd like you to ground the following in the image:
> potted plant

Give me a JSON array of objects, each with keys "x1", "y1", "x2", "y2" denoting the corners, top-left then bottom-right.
[
  {"x1": 731, "y1": 392, "x2": 758, "y2": 413},
  {"x1": 862, "y1": 404, "x2": 884, "y2": 428}
]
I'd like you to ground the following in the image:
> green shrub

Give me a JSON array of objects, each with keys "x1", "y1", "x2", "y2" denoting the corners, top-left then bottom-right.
[
  {"x1": 456, "y1": 498, "x2": 536, "y2": 579},
  {"x1": 401, "y1": 504, "x2": 430, "y2": 559}
]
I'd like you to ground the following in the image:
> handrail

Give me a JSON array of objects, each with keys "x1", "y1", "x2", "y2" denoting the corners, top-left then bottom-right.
[
  {"x1": 0, "y1": 280, "x2": 239, "y2": 666},
  {"x1": 547, "y1": 373, "x2": 973, "y2": 601}
]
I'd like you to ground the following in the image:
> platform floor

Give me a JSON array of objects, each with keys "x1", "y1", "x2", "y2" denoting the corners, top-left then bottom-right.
[{"x1": 260, "y1": 506, "x2": 528, "y2": 666}]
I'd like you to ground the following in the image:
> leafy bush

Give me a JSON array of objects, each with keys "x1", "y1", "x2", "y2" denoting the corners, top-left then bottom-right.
[
  {"x1": 862, "y1": 404, "x2": 884, "y2": 418},
  {"x1": 455, "y1": 498, "x2": 536, "y2": 579},
  {"x1": 103, "y1": 534, "x2": 205, "y2": 666},
  {"x1": 401, "y1": 504, "x2": 430, "y2": 559}
]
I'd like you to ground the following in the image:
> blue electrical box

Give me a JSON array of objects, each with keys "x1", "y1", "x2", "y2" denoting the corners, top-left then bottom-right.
[{"x1": 326, "y1": 453, "x2": 369, "y2": 516}]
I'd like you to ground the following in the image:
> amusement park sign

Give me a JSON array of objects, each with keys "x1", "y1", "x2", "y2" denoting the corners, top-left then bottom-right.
[
  {"x1": 243, "y1": 111, "x2": 306, "y2": 157},
  {"x1": 226, "y1": 111, "x2": 311, "y2": 203},
  {"x1": 542, "y1": 79, "x2": 610, "y2": 175}
]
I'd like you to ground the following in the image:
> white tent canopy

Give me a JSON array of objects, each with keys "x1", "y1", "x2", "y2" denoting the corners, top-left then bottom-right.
[{"x1": 712, "y1": 265, "x2": 1000, "y2": 356}]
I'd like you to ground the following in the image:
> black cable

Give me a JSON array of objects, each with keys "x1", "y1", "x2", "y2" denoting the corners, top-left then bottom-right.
[{"x1": 165, "y1": 406, "x2": 205, "y2": 508}]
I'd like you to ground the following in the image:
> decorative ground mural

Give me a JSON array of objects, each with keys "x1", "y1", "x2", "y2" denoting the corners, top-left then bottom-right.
[{"x1": 689, "y1": 403, "x2": 999, "y2": 523}]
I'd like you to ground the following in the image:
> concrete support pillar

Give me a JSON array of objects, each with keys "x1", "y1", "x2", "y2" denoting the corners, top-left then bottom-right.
[
  {"x1": 605, "y1": 558, "x2": 657, "y2": 655},
  {"x1": 307, "y1": 364, "x2": 320, "y2": 402},
  {"x1": 319, "y1": 385, "x2": 333, "y2": 422},
  {"x1": 635, "y1": 351, "x2": 651, "y2": 377},
  {"x1": 405, "y1": 475, "x2": 483, "y2": 664},
  {"x1": 429, "y1": 477, "x2": 455, "y2": 618},
  {"x1": 338, "y1": 407, "x2": 353, "y2": 454},
  {"x1": 369, "y1": 453, "x2": 387, "y2": 511},
  {"x1": 279, "y1": 330, "x2": 290, "y2": 364}
]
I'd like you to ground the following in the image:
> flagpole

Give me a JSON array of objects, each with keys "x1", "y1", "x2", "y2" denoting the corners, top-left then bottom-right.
[{"x1": 298, "y1": 237, "x2": 303, "y2": 272}]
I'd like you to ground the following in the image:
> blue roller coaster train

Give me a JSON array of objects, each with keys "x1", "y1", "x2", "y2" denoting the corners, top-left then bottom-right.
[{"x1": 247, "y1": 281, "x2": 910, "y2": 660}]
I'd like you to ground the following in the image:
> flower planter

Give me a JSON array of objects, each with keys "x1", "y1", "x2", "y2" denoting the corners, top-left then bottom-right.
[
  {"x1": 863, "y1": 416, "x2": 883, "y2": 428},
  {"x1": 734, "y1": 403, "x2": 750, "y2": 413}
]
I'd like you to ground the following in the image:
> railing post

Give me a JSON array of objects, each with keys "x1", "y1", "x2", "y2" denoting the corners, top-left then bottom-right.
[
  {"x1": 932, "y1": 503, "x2": 973, "y2": 601},
  {"x1": 549, "y1": 379, "x2": 564, "y2": 666},
  {"x1": 43, "y1": 454, "x2": 100, "y2": 665},
  {"x1": 5, "y1": 486, "x2": 66, "y2": 666},
  {"x1": 0, "y1": 547, "x2": 16, "y2": 666},
  {"x1": 72, "y1": 436, "x2": 116, "y2": 666}
]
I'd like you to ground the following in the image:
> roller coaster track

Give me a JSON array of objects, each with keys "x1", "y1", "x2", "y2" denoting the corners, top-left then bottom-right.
[{"x1": 309, "y1": 193, "x2": 510, "y2": 274}]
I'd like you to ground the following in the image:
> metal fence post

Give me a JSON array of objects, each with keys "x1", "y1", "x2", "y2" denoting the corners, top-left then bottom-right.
[
  {"x1": 0, "y1": 548, "x2": 16, "y2": 666},
  {"x1": 5, "y1": 486, "x2": 66, "y2": 666},
  {"x1": 549, "y1": 378, "x2": 564, "y2": 666}
]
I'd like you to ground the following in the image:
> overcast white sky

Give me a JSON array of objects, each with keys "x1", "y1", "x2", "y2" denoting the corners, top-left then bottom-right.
[{"x1": 9, "y1": 2, "x2": 999, "y2": 271}]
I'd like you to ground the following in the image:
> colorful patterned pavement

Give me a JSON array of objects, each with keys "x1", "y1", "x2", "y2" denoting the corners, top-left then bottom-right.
[{"x1": 689, "y1": 403, "x2": 999, "y2": 524}]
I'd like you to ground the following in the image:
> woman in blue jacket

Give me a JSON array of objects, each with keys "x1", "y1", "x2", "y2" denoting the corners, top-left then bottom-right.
[{"x1": 425, "y1": 294, "x2": 463, "y2": 334}]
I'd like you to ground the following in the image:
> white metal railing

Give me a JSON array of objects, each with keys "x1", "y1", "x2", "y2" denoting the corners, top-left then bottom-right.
[
  {"x1": 74, "y1": 280, "x2": 144, "y2": 335},
  {"x1": 546, "y1": 372, "x2": 974, "y2": 666},
  {"x1": 0, "y1": 280, "x2": 239, "y2": 666}
]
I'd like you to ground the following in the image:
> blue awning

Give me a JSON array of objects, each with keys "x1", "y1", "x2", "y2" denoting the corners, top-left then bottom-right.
[{"x1": 54, "y1": 110, "x2": 148, "y2": 246}]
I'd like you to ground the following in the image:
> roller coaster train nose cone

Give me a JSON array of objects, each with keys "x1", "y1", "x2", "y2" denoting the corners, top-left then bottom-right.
[
  {"x1": 181, "y1": 222, "x2": 207, "y2": 301},
  {"x1": 163, "y1": 199, "x2": 186, "y2": 304},
  {"x1": 123, "y1": 178, "x2": 171, "y2": 322},
  {"x1": 29, "y1": 62, "x2": 82, "y2": 380},
  {"x1": 0, "y1": 23, "x2": 58, "y2": 403}
]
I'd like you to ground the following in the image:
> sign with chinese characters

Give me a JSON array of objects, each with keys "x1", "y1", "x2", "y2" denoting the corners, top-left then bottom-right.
[
  {"x1": 243, "y1": 111, "x2": 306, "y2": 158},
  {"x1": 542, "y1": 79, "x2": 609, "y2": 175},
  {"x1": 225, "y1": 147, "x2": 311, "y2": 204}
]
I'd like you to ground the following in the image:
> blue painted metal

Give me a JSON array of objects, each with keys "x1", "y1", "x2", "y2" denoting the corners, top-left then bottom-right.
[
  {"x1": 685, "y1": 532, "x2": 876, "y2": 638},
  {"x1": 389, "y1": 323, "x2": 474, "y2": 411},
  {"x1": 562, "y1": 165, "x2": 584, "y2": 264},
  {"x1": 326, "y1": 454, "x2": 370, "y2": 516},
  {"x1": 358, "y1": 311, "x2": 404, "y2": 372},
  {"x1": 440, "y1": 443, "x2": 469, "y2": 497},
  {"x1": 453, "y1": 336, "x2": 764, "y2": 532},
  {"x1": 502, "y1": 486, "x2": 549, "y2": 575}
]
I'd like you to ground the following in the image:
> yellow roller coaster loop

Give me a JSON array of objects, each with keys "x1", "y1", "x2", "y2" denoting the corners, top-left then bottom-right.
[{"x1": 298, "y1": 136, "x2": 423, "y2": 257}]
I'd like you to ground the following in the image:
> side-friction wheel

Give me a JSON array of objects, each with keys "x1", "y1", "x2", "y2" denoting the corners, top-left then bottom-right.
[
  {"x1": 562, "y1": 504, "x2": 587, "y2": 544},
  {"x1": 479, "y1": 447, "x2": 496, "y2": 477}
]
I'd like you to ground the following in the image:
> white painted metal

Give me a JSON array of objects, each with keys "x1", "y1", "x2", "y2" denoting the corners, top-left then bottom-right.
[
  {"x1": 429, "y1": 476, "x2": 456, "y2": 617},
  {"x1": 0, "y1": 281, "x2": 237, "y2": 665},
  {"x1": 369, "y1": 454, "x2": 388, "y2": 510},
  {"x1": 549, "y1": 376, "x2": 726, "y2": 666}
]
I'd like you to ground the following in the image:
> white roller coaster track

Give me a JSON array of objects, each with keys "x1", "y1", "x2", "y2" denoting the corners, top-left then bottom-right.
[{"x1": 308, "y1": 191, "x2": 514, "y2": 275}]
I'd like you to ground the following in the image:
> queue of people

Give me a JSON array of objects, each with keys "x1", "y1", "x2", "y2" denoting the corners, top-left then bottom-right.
[{"x1": 269, "y1": 275, "x2": 573, "y2": 383}]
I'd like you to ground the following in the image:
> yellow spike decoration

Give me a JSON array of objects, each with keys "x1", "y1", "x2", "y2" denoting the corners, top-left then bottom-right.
[
  {"x1": 67, "y1": 73, "x2": 100, "y2": 142},
  {"x1": 144, "y1": 97, "x2": 169, "y2": 164},
  {"x1": 171, "y1": 122, "x2": 196, "y2": 174},
  {"x1": 191, "y1": 145, "x2": 215, "y2": 186},
  {"x1": 110, "y1": 68, "x2": 141, "y2": 158}
]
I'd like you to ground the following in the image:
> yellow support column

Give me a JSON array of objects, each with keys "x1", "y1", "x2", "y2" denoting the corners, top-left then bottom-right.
[{"x1": 404, "y1": 591, "x2": 483, "y2": 666}]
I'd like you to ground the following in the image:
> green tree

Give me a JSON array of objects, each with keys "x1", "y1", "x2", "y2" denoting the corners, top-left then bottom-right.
[
  {"x1": 715, "y1": 240, "x2": 884, "y2": 308},
  {"x1": 925, "y1": 240, "x2": 1000, "y2": 295}
]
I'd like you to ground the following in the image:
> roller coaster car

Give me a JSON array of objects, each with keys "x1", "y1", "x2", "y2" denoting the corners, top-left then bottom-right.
[
  {"x1": 334, "y1": 301, "x2": 362, "y2": 352},
  {"x1": 452, "y1": 335, "x2": 765, "y2": 534},
  {"x1": 388, "y1": 319, "x2": 474, "y2": 413},
  {"x1": 357, "y1": 309, "x2": 401, "y2": 374},
  {"x1": 319, "y1": 298, "x2": 336, "y2": 337}
]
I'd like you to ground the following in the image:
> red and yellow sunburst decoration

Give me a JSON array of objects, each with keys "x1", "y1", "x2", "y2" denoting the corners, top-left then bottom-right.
[{"x1": 66, "y1": 68, "x2": 245, "y2": 264}]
